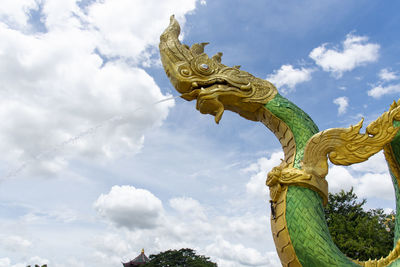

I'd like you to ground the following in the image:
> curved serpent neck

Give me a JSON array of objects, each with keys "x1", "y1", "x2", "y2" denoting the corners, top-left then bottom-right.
[
  {"x1": 264, "y1": 94, "x2": 358, "y2": 266},
  {"x1": 159, "y1": 16, "x2": 400, "y2": 266},
  {"x1": 264, "y1": 94, "x2": 319, "y2": 169},
  {"x1": 386, "y1": 120, "x2": 400, "y2": 246}
]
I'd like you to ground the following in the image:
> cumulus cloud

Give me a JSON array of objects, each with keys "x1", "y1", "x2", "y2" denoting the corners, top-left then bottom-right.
[
  {"x1": 368, "y1": 83, "x2": 400, "y2": 98},
  {"x1": 0, "y1": 235, "x2": 32, "y2": 251},
  {"x1": 169, "y1": 197, "x2": 207, "y2": 220},
  {"x1": 309, "y1": 33, "x2": 379, "y2": 78},
  {"x1": 217, "y1": 215, "x2": 269, "y2": 241},
  {"x1": 0, "y1": 258, "x2": 23, "y2": 267},
  {"x1": 87, "y1": 0, "x2": 198, "y2": 62},
  {"x1": 333, "y1": 96, "x2": 349, "y2": 115},
  {"x1": 245, "y1": 151, "x2": 283, "y2": 198},
  {"x1": 355, "y1": 172, "x2": 394, "y2": 200},
  {"x1": 0, "y1": 0, "x2": 39, "y2": 29},
  {"x1": 205, "y1": 237, "x2": 280, "y2": 267},
  {"x1": 0, "y1": 2, "x2": 283, "y2": 267},
  {"x1": 0, "y1": 0, "x2": 201, "y2": 178},
  {"x1": 326, "y1": 165, "x2": 358, "y2": 193},
  {"x1": 20, "y1": 207, "x2": 78, "y2": 224},
  {"x1": 91, "y1": 233, "x2": 133, "y2": 266},
  {"x1": 92, "y1": 188, "x2": 277, "y2": 267},
  {"x1": 384, "y1": 208, "x2": 394, "y2": 214},
  {"x1": 266, "y1": 64, "x2": 313, "y2": 94},
  {"x1": 94, "y1": 185, "x2": 164, "y2": 230},
  {"x1": 368, "y1": 68, "x2": 400, "y2": 98},
  {"x1": 326, "y1": 153, "x2": 394, "y2": 200},
  {"x1": 350, "y1": 152, "x2": 389, "y2": 173},
  {"x1": 379, "y1": 68, "x2": 399, "y2": 82}
]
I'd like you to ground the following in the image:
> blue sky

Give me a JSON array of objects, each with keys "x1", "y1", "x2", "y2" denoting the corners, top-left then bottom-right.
[{"x1": 0, "y1": 1, "x2": 399, "y2": 266}]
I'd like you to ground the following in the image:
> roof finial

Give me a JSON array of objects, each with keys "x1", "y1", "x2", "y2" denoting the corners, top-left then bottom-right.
[{"x1": 141, "y1": 248, "x2": 144, "y2": 254}]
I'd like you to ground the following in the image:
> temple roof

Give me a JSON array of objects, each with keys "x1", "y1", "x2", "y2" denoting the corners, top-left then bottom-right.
[{"x1": 122, "y1": 249, "x2": 150, "y2": 266}]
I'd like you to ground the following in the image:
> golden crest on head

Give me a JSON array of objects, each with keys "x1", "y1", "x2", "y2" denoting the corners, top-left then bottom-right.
[
  {"x1": 159, "y1": 15, "x2": 400, "y2": 267},
  {"x1": 159, "y1": 15, "x2": 277, "y2": 124}
]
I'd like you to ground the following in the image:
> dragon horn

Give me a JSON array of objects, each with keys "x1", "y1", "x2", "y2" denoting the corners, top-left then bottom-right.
[
  {"x1": 159, "y1": 15, "x2": 193, "y2": 63},
  {"x1": 160, "y1": 15, "x2": 180, "y2": 43}
]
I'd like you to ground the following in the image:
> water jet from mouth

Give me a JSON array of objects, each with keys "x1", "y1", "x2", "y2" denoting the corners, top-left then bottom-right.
[{"x1": 2, "y1": 95, "x2": 180, "y2": 180}]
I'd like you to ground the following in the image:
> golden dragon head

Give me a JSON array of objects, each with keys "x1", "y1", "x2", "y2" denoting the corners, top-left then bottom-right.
[{"x1": 159, "y1": 15, "x2": 277, "y2": 123}]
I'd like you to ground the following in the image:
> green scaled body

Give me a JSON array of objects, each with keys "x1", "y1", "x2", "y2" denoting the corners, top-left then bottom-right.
[
  {"x1": 158, "y1": 15, "x2": 400, "y2": 266},
  {"x1": 265, "y1": 94, "x2": 400, "y2": 266}
]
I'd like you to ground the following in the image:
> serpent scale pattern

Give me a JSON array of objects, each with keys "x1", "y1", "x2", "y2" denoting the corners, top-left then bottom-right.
[
  {"x1": 389, "y1": 120, "x2": 400, "y2": 246},
  {"x1": 287, "y1": 187, "x2": 358, "y2": 266},
  {"x1": 266, "y1": 94, "x2": 359, "y2": 266},
  {"x1": 265, "y1": 94, "x2": 318, "y2": 169},
  {"x1": 387, "y1": 120, "x2": 400, "y2": 266},
  {"x1": 159, "y1": 16, "x2": 400, "y2": 265}
]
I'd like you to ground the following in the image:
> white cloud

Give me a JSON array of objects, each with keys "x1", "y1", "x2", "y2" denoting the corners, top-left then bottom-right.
[
  {"x1": 20, "y1": 207, "x2": 78, "y2": 224},
  {"x1": 169, "y1": 197, "x2": 207, "y2": 220},
  {"x1": 90, "y1": 186, "x2": 277, "y2": 267},
  {"x1": 355, "y1": 172, "x2": 394, "y2": 200},
  {"x1": 0, "y1": 258, "x2": 12, "y2": 267},
  {"x1": 41, "y1": 0, "x2": 84, "y2": 31},
  {"x1": 0, "y1": 0, "x2": 191, "y2": 178},
  {"x1": 0, "y1": 0, "x2": 39, "y2": 29},
  {"x1": 326, "y1": 165, "x2": 358, "y2": 193},
  {"x1": 309, "y1": 33, "x2": 379, "y2": 78},
  {"x1": 91, "y1": 233, "x2": 132, "y2": 266},
  {"x1": 0, "y1": 235, "x2": 32, "y2": 251},
  {"x1": 217, "y1": 215, "x2": 269, "y2": 241},
  {"x1": 87, "y1": 0, "x2": 198, "y2": 61},
  {"x1": 368, "y1": 83, "x2": 400, "y2": 98},
  {"x1": 384, "y1": 208, "x2": 394, "y2": 214},
  {"x1": 350, "y1": 152, "x2": 388, "y2": 173},
  {"x1": 266, "y1": 64, "x2": 313, "y2": 94},
  {"x1": 333, "y1": 96, "x2": 349, "y2": 115},
  {"x1": 0, "y1": 258, "x2": 25, "y2": 267},
  {"x1": 369, "y1": 68, "x2": 400, "y2": 101},
  {"x1": 54, "y1": 258, "x2": 86, "y2": 267},
  {"x1": 326, "y1": 153, "x2": 393, "y2": 200},
  {"x1": 94, "y1": 185, "x2": 164, "y2": 230},
  {"x1": 2, "y1": 2, "x2": 395, "y2": 267},
  {"x1": 379, "y1": 68, "x2": 399, "y2": 81},
  {"x1": 245, "y1": 151, "x2": 283, "y2": 198},
  {"x1": 205, "y1": 237, "x2": 280, "y2": 267}
]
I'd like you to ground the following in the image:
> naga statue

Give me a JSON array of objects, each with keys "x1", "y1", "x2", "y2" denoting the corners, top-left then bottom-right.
[{"x1": 159, "y1": 15, "x2": 400, "y2": 267}]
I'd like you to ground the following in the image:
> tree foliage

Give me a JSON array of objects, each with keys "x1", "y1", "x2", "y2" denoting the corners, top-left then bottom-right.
[
  {"x1": 143, "y1": 248, "x2": 217, "y2": 267},
  {"x1": 324, "y1": 188, "x2": 395, "y2": 261}
]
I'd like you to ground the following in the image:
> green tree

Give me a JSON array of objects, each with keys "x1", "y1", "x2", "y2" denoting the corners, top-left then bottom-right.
[
  {"x1": 324, "y1": 188, "x2": 395, "y2": 261},
  {"x1": 143, "y1": 248, "x2": 217, "y2": 267}
]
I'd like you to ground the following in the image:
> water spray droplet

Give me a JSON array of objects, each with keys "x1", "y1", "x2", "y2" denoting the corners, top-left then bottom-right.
[{"x1": 2, "y1": 95, "x2": 180, "y2": 180}]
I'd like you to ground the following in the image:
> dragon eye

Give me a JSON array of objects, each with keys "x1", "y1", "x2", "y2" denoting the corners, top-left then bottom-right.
[{"x1": 200, "y1": 63, "x2": 209, "y2": 70}]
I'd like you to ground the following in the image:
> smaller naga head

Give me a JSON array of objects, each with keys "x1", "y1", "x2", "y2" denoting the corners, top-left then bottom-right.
[{"x1": 159, "y1": 15, "x2": 277, "y2": 123}]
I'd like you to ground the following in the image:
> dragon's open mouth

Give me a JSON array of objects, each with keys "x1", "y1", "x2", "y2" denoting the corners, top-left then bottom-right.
[
  {"x1": 180, "y1": 82, "x2": 232, "y2": 124},
  {"x1": 180, "y1": 81, "x2": 230, "y2": 101}
]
